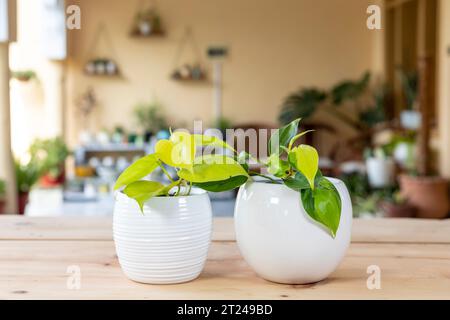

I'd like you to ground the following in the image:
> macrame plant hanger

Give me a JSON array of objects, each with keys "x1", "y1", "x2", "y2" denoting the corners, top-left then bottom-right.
[
  {"x1": 171, "y1": 26, "x2": 206, "y2": 81},
  {"x1": 84, "y1": 22, "x2": 122, "y2": 76}
]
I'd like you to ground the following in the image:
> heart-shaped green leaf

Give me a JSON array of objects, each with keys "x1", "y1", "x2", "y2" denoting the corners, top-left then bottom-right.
[
  {"x1": 123, "y1": 180, "x2": 166, "y2": 212},
  {"x1": 194, "y1": 175, "x2": 248, "y2": 192},
  {"x1": 289, "y1": 144, "x2": 318, "y2": 189},
  {"x1": 267, "y1": 154, "x2": 289, "y2": 178},
  {"x1": 155, "y1": 132, "x2": 195, "y2": 169},
  {"x1": 193, "y1": 134, "x2": 235, "y2": 152},
  {"x1": 114, "y1": 154, "x2": 159, "y2": 190},
  {"x1": 178, "y1": 154, "x2": 248, "y2": 183},
  {"x1": 300, "y1": 177, "x2": 341, "y2": 237},
  {"x1": 284, "y1": 172, "x2": 310, "y2": 191},
  {"x1": 268, "y1": 118, "x2": 301, "y2": 155}
]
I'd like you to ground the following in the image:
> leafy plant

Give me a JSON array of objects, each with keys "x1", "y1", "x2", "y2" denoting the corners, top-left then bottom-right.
[
  {"x1": 114, "y1": 131, "x2": 249, "y2": 210},
  {"x1": 212, "y1": 117, "x2": 234, "y2": 135},
  {"x1": 116, "y1": 119, "x2": 343, "y2": 238},
  {"x1": 397, "y1": 68, "x2": 418, "y2": 110},
  {"x1": 11, "y1": 70, "x2": 37, "y2": 82},
  {"x1": 262, "y1": 118, "x2": 342, "y2": 237},
  {"x1": 134, "y1": 102, "x2": 168, "y2": 134},
  {"x1": 15, "y1": 160, "x2": 42, "y2": 193},
  {"x1": 29, "y1": 137, "x2": 70, "y2": 178},
  {"x1": 279, "y1": 72, "x2": 386, "y2": 130},
  {"x1": 0, "y1": 179, "x2": 5, "y2": 197}
]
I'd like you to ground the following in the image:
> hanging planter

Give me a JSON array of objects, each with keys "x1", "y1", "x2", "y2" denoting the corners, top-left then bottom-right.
[
  {"x1": 171, "y1": 63, "x2": 206, "y2": 81},
  {"x1": 170, "y1": 27, "x2": 207, "y2": 82},
  {"x1": 130, "y1": 4, "x2": 165, "y2": 37},
  {"x1": 83, "y1": 23, "x2": 122, "y2": 77},
  {"x1": 11, "y1": 70, "x2": 37, "y2": 82}
]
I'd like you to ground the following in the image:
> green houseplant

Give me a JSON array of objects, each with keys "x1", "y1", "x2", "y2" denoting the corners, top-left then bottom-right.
[
  {"x1": 234, "y1": 118, "x2": 352, "y2": 284},
  {"x1": 15, "y1": 160, "x2": 42, "y2": 214},
  {"x1": 11, "y1": 70, "x2": 37, "y2": 82},
  {"x1": 113, "y1": 130, "x2": 249, "y2": 284},
  {"x1": 133, "y1": 101, "x2": 168, "y2": 142},
  {"x1": 114, "y1": 120, "x2": 350, "y2": 284},
  {"x1": 279, "y1": 72, "x2": 387, "y2": 155},
  {"x1": 0, "y1": 179, "x2": 6, "y2": 214},
  {"x1": 29, "y1": 137, "x2": 70, "y2": 187}
]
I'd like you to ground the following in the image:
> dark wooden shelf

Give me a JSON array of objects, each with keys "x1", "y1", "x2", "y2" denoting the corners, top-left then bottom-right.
[{"x1": 129, "y1": 29, "x2": 165, "y2": 38}]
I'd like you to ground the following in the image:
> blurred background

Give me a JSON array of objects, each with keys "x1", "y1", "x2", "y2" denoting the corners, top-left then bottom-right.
[{"x1": 0, "y1": 0, "x2": 449, "y2": 219}]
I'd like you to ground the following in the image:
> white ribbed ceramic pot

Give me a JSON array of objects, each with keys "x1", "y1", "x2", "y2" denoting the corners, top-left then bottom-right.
[
  {"x1": 113, "y1": 189, "x2": 212, "y2": 284},
  {"x1": 234, "y1": 178, "x2": 352, "y2": 284}
]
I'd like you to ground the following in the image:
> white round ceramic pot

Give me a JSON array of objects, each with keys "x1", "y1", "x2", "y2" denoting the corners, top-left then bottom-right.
[
  {"x1": 366, "y1": 157, "x2": 394, "y2": 188},
  {"x1": 113, "y1": 189, "x2": 212, "y2": 284},
  {"x1": 234, "y1": 178, "x2": 352, "y2": 284}
]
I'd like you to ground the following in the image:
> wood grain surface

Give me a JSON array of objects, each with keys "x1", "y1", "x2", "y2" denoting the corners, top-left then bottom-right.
[{"x1": 0, "y1": 216, "x2": 449, "y2": 299}]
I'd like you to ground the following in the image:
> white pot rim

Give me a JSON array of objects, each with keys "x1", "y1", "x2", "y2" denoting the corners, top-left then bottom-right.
[
  {"x1": 249, "y1": 176, "x2": 344, "y2": 187},
  {"x1": 116, "y1": 186, "x2": 208, "y2": 203}
]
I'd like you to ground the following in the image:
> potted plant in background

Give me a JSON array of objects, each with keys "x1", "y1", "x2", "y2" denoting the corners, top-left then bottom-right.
[
  {"x1": 398, "y1": 68, "x2": 421, "y2": 130},
  {"x1": 379, "y1": 188, "x2": 417, "y2": 218},
  {"x1": 113, "y1": 130, "x2": 248, "y2": 284},
  {"x1": 0, "y1": 179, "x2": 6, "y2": 214},
  {"x1": 29, "y1": 137, "x2": 70, "y2": 188},
  {"x1": 15, "y1": 159, "x2": 42, "y2": 214},
  {"x1": 399, "y1": 58, "x2": 449, "y2": 219},
  {"x1": 234, "y1": 119, "x2": 352, "y2": 284},
  {"x1": 133, "y1": 101, "x2": 169, "y2": 143},
  {"x1": 364, "y1": 147, "x2": 395, "y2": 189}
]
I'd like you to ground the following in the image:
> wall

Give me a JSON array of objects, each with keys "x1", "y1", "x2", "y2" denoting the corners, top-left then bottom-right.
[{"x1": 65, "y1": 0, "x2": 383, "y2": 146}]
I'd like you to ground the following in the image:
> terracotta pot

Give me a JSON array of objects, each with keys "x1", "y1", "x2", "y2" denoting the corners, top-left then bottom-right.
[
  {"x1": 379, "y1": 200, "x2": 417, "y2": 218},
  {"x1": 399, "y1": 175, "x2": 449, "y2": 219},
  {"x1": 40, "y1": 170, "x2": 65, "y2": 187},
  {"x1": 17, "y1": 192, "x2": 29, "y2": 215}
]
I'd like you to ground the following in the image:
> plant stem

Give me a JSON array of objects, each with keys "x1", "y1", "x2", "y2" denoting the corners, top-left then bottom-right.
[
  {"x1": 249, "y1": 171, "x2": 278, "y2": 182},
  {"x1": 187, "y1": 181, "x2": 192, "y2": 195},
  {"x1": 158, "y1": 161, "x2": 174, "y2": 182}
]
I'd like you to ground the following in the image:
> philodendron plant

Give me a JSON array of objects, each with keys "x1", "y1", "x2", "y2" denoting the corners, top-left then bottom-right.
[
  {"x1": 262, "y1": 118, "x2": 342, "y2": 237},
  {"x1": 115, "y1": 119, "x2": 341, "y2": 237},
  {"x1": 114, "y1": 131, "x2": 249, "y2": 210}
]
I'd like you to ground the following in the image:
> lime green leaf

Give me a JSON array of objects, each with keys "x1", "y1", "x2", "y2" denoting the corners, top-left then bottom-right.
[
  {"x1": 114, "y1": 154, "x2": 159, "y2": 190},
  {"x1": 289, "y1": 144, "x2": 318, "y2": 189},
  {"x1": 267, "y1": 154, "x2": 289, "y2": 178},
  {"x1": 123, "y1": 180, "x2": 166, "y2": 212},
  {"x1": 178, "y1": 155, "x2": 248, "y2": 183},
  {"x1": 269, "y1": 118, "x2": 301, "y2": 155},
  {"x1": 155, "y1": 134, "x2": 194, "y2": 169},
  {"x1": 195, "y1": 175, "x2": 248, "y2": 192},
  {"x1": 193, "y1": 134, "x2": 235, "y2": 152},
  {"x1": 300, "y1": 177, "x2": 341, "y2": 238}
]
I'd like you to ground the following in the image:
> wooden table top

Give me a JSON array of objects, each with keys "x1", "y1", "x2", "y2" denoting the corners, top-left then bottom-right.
[{"x1": 1, "y1": 216, "x2": 450, "y2": 299}]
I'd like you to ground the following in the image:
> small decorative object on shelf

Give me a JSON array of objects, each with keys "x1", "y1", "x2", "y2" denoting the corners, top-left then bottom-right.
[
  {"x1": 171, "y1": 63, "x2": 206, "y2": 81},
  {"x1": 84, "y1": 58, "x2": 119, "y2": 76},
  {"x1": 170, "y1": 27, "x2": 207, "y2": 82},
  {"x1": 130, "y1": 6, "x2": 164, "y2": 37}
]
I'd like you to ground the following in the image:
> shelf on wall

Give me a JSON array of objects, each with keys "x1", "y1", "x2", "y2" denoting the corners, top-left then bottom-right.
[{"x1": 129, "y1": 29, "x2": 165, "y2": 38}]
